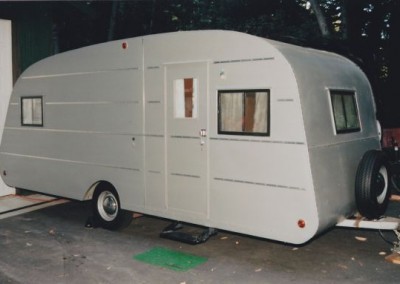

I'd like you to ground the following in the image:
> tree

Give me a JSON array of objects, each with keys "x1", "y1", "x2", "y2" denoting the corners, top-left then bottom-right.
[
  {"x1": 309, "y1": 0, "x2": 331, "y2": 37},
  {"x1": 1, "y1": 0, "x2": 399, "y2": 125}
]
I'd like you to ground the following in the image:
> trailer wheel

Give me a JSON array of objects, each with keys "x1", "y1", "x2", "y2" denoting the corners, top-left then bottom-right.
[
  {"x1": 390, "y1": 163, "x2": 400, "y2": 194},
  {"x1": 92, "y1": 184, "x2": 132, "y2": 230},
  {"x1": 355, "y1": 150, "x2": 391, "y2": 219}
]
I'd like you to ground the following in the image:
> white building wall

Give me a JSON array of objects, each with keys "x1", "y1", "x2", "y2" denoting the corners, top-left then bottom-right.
[{"x1": 0, "y1": 19, "x2": 15, "y2": 196}]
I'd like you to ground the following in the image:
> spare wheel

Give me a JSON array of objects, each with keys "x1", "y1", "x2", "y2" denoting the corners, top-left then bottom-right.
[
  {"x1": 390, "y1": 163, "x2": 400, "y2": 194},
  {"x1": 355, "y1": 150, "x2": 391, "y2": 219}
]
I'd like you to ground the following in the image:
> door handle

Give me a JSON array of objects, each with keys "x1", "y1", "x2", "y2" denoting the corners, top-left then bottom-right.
[{"x1": 199, "y1": 129, "x2": 207, "y2": 145}]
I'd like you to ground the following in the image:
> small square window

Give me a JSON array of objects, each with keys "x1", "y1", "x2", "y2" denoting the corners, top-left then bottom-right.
[
  {"x1": 330, "y1": 90, "x2": 360, "y2": 134},
  {"x1": 21, "y1": 96, "x2": 43, "y2": 126},
  {"x1": 174, "y1": 78, "x2": 198, "y2": 118},
  {"x1": 218, "y1": 90, "x2": 270, "y2": 136}
]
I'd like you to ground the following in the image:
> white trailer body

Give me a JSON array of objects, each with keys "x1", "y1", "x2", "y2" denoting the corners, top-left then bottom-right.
[
  {"x1": 0, "y1": 19, "x2": 14, "y2": 196},
  {"x1": 0, "y1": 31, "x2": 383, "y2": 244}
]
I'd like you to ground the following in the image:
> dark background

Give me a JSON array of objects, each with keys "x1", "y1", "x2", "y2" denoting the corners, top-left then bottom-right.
[{"x1": 1, "y1": 0, "x2": 399, "y2": 127}]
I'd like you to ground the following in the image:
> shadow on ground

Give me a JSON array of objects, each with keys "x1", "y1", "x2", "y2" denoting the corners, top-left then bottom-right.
[{"x1": 0, "y1": 200, "x2": 399, "y2": 283}]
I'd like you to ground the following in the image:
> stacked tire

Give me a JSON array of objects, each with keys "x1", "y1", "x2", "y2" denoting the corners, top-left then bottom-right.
[{"x1": 355, "y1": 150, "x2": 391, "y2": 219}]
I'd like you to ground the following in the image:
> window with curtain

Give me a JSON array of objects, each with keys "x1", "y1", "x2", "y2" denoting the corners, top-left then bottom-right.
[
  {"x1": 330, "y1": 90, "x2": 360, "y2": 134},
  {"x1": 21, "y1": 96, "x2": 43, "y2": 126},
  {"x1": 218, "y1": 90, "x2": 270, "y2": 136}
]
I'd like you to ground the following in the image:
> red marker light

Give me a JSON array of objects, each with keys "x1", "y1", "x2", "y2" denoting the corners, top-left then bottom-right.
[
  {"x1": 122, "y1": 42, "x2": 128, "y2": 49},
  {"x1": 298, "y1": 219, "x2": 306, "y2": 228}
]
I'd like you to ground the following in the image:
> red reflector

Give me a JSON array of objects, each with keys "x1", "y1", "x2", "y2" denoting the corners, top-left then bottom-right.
[
  {"x1": 298, "y1": 219, "x2": 306, "y2": 228},
  {"x1": 122, "y1": 42, "x2": 128, "y2": 49}
]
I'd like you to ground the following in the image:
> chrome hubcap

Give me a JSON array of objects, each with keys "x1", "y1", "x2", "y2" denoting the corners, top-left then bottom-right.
[
  {"x1": 376, "y1": 166, "x2": 388, "y2": 204},
  {"x1": 97, "y1": 191, "x2": 118, "y2": 221},
  {"x1": 103, "y1": 195, "x2": 117, "y2": 215}
]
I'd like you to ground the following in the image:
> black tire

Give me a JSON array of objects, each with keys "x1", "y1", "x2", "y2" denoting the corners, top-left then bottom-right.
[
  {"x1": 355, "y1": 150, "x2": 391, "y2": 219},
  {"x1": 92, "y1": 184, "x2": 132, "y2": 230},
  {"x1": 390, "y1": 163, "x2": 400, "y2": 194}
]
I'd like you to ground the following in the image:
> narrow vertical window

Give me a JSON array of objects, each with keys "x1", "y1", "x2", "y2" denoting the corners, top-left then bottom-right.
[
  {"x1": 218, "y1": 90, "x2": 270, "y2": 136},
  {"x1": 21, "y1": 96, "x2": 43, "y2": 126},
  {"x1": 174, "y1": 78, "x2": 198, "y2": 118},
  {"x1": 330, "y1": 90, "x2": 360, "y2": 134}
]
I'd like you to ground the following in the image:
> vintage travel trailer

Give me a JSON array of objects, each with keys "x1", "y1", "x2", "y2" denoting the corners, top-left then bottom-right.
[{"x1": 0, "y1": 30, "x2": 393, "y2": 244}]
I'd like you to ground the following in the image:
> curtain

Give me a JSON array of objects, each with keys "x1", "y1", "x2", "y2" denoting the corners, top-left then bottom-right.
[
  {"x1": 220, "y1": 92, "x2": 243, "y2": 132},
  {"x1": 32, "y1": 98, "x2": 42, "y2": 124},
  {"x1": 343, "y1": 95, "x2": 359, "y2": 129},
  {"x1": 253, "y1": 92, "x2": 268, "y2": 133},
  {"x1": 332, "y1": 94, "x2": 346, "y2": 131},
  {"x1": 191, "y1": 78, "x2": 198, "y2": 118},
  {"x1": 174, "y1": 79, "x2": 185, "y2": 118}
]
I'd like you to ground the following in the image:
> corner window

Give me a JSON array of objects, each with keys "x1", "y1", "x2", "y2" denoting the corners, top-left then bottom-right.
[
  {"x1": 330, "y1": 90, "x2": 360, "y2": 134},
  {"x1": 21, "y1": 96, "x2": 43, "y2": 126},
  {"x1": 218, "y1": 90, "x2": 270, "y2": 136},
  {"x1": 174, "y1": 78, "x2": 198, "y2": 118}
]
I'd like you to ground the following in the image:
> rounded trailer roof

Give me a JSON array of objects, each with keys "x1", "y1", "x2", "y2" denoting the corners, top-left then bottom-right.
[{"x1": 21, "y1": 29, "x2": 363, "y2": 80}]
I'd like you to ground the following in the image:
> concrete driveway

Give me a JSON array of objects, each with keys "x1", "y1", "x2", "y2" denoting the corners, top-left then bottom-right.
[{"x1": 0, "y1": 199, "x2": 399, "y2": 283}]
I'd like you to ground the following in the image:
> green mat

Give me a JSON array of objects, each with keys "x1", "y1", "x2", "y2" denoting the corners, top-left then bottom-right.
[{"x1": 134, "y1": 247, "x2": 208, "y2": 271}]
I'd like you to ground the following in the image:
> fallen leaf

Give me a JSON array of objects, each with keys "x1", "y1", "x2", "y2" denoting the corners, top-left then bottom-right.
[
  {"x1": 337, "y1": 264, "x2": 348, "y2": 270},
  {"x1": 385, "y1": 253, "x2": 400, "y2": 264},
  {"x1": 133, "y1": 213, "x2": 143, "y2": 218},
  {"x1": 255, "y1": 268, "x2": 262, "y2": 272},
  {"x1": 390, "y1": 195, "x2": 400, "y2": 202},
  {"x1": 355, "y1": 236, "x2": 367, "y2": 242},
  {"x1": 220, "y1": 236, "x2": 228, "y2": 240}
]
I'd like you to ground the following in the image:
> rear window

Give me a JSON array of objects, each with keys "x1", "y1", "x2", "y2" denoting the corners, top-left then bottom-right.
[{"x1": 330, "y1": 90, "x2": 360, "y2": 134}]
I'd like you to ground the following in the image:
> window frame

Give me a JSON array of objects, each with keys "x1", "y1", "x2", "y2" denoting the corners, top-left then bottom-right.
[
  {"x1": 329, "y1": 90, "x2": 360, "y2": 134},
  {"x1": 217, "y1": 89, "x2": 270, "y2": 137},
  {"x1": 20, "y1": 96, "x2": 44, "y2": 127}
]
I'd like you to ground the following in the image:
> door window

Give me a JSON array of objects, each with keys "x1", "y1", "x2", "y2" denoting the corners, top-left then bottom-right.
[{"x1": 174, "y1": 78, "x2": 198, "y2": 118}]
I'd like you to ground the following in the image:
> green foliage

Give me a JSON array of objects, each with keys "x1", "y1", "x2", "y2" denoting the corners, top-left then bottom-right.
[
  {"x1": 0, "y1": 0, "x2": 399, "y2": 125},
  {"x1": 38, "y1": 0, "x2": 400, "y2": 126},
  {"x1": 153, "y1": 0, "x2": 321, "y2": 42}
]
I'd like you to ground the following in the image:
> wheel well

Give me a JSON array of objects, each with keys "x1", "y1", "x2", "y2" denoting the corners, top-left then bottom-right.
[{"x1": 83, "y1": 181, "x2": 115, "y2": 200}]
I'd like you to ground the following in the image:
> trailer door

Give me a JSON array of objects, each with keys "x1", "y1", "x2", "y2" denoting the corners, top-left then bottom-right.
[{"x1": 166, "y1": 62, "x2": 208, "y2": 219}]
